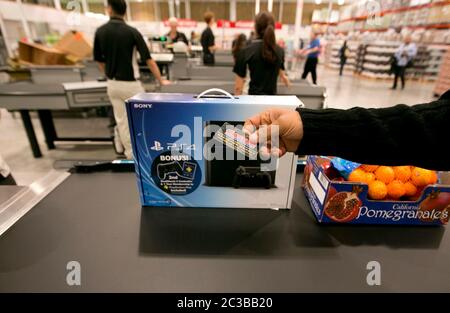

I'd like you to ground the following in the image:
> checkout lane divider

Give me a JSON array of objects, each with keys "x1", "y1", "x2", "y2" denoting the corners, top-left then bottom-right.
[{"x1": 0, "y1": 170, "x2": 70, "y2": 236}]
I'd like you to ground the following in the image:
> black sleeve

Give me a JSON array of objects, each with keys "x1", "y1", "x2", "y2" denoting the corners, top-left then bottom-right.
[
  {"x1": 207, "y1": 28, "x2": 215, "y2": 47},
  {"x1": 180, "y1": 32, "x2": 189, "y2": 45},
  {"x1": 232, "y1": 50, "x2": 247, "y2": 78},
  {"x1": 297, "y1": 93, "x2": 450, "y2": 171},
  {"x1": 134, "y1": 30, "x2": 151, "y2": 62},
  {"x1": 200, "y1": 31, "x2": 207, "y2": 50},
  {"x1": 280, "y1": 48, "x2": 285, "y2": 71},
  {"x1": 93, "y1": 31, "x2": 105, "y2": 63}
]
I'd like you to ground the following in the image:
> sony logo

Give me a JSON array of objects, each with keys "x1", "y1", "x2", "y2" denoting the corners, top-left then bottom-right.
[{"x1": 134, "y1": 103, "x2": 152, "y2": 109}]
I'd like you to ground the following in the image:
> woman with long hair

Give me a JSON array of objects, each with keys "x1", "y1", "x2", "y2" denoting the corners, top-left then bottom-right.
[
  {"x1": 232, "y1": 33, "x2": 247, "y2": 61},
  {"x1": 233, "y1": 11, "x2": 290, "y2": 95}
]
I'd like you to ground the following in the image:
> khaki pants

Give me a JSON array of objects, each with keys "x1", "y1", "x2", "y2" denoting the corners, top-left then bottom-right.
[{"x1": 107, "y1": 80, "x2": 145, "y2": 159}]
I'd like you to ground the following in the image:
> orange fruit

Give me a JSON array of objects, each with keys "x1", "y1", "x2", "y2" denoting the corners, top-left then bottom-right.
[
  {"x1": 360, "y1": 165, "x2": 379, "y2": 173},
  {"x1": 368, "y1": 181, "x2": 388, "y2": 200},
  {"x1": 404, "y1": 181, "x2": 417, "y2": 197},
  {"x1": 348, "y1": 168, "x2": 367, "y2": 183},
  {"x1": 428, "y1": 171, "x2": 438, "y2": 185},
  {"x1": 375, "y1": 166, "x2": 395, "y2": 184},
  {"x1": 393, "y1": 166, "x2": 411, "y2": 183},
  {"x1": 365, "y1": 172, "x2": 376, "y2": 184},
  {"x1": 411, "y1": 167, "x2": 432, "y2": 187},
  {"x1": 387, "y1": 180, "x2": 406, "y2": 199}
]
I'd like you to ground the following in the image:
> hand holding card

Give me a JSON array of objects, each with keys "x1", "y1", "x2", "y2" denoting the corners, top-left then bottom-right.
[{"x1": 243, "y1": 108, "x2": 303, "y2": 157}]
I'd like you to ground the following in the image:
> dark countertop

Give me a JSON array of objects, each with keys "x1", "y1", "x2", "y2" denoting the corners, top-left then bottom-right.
[{"x1": 0, "y1": 172, "x2": 449, "y2": 292}]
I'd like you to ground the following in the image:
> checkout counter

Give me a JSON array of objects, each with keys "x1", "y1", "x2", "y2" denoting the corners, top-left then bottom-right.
[
  {"x1": 0, "y1": 165, "x2": 448, "y2": 292},
  {"x1": 0, "y1": 57, "x2": 176, "y2": 158},
  {"x1": 0, "y1": 57, "x2": 325, "y2": 158},
  {"x1": 0, "y1": 81, "x2": 111, "y2": 158}
]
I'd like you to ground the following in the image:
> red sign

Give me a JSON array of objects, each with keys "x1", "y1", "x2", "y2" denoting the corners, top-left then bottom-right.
[
  {"x1": 234, "y1": 20, "x2": 254, "y2": 29},
  {"x1": 216, "y1": 19, "x2": 236, "y2": 28},
  {"x1": 163, "y1": 18, "x2": 197, "y2": 27}
]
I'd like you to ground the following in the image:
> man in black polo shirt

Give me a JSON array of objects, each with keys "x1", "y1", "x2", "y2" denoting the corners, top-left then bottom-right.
[
  {"x1": 200, "y1": 11, "x2": 217, "y2": 65},
  {"x1": 94, "y1": 0, "x2": 169, "y2": 159}
]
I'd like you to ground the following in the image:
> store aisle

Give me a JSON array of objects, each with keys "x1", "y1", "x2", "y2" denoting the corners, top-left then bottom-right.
[
  {"x1": 0, "y1": 67, "x2": 439, "y2": 185},
  {"x1": 316, "y1": 65, "x2": 436, "y2": 109}
]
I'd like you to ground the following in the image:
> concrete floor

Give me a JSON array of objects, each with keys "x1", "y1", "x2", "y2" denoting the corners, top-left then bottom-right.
[{"x1": 0, "y1": 66, "x2": 437, "y2": 186}]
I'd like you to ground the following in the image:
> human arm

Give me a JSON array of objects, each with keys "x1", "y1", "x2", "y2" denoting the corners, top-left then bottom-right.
[
  {"x1": 93, "y1": 31, "x2": 105, "y2": 74},
  {"x1": 134, "y1": 30, "x2": 170, "y2": 85},
  {"x1": 279, "y1": 50, "x2": 290, "y2": 87},
  {"x1": 234, "y1": 75, "x2": 245, "y2": 95},
  {"x1": 180, "y1": 32, "x2": 189, "y2": 45},
  {"x1": 146, "y1": 59, "x2": 170, "y2": 85},
  {"x1": 301, "y1": 40, "x2": 321, "y2": 56},
  {"x1": 244, "y1": 91, "x2": 450, "y2": 170},
  {"x1": 233, "y1": 50, "x2": 246, "y2": 95},
  {"x1": 279, "y1": 70, "x2": 290, "y2": 87},
  {"x1": 207, "y1": 29, "x2": 217, "y2": 52},
  {"x1": 97, "y1": 62, "x2": 105, "y2": 74}
]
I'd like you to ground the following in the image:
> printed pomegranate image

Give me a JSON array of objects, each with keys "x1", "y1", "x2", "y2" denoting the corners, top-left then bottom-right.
[
  {"x1": 419, "y1": 191, "x2": 450, "y2": 224},
  {"x1": 325, "y1": 186, "x2": 338, "y2": 203},
  {"x1": 324, "y1": 186, "x2": 362, "y2": 223}
]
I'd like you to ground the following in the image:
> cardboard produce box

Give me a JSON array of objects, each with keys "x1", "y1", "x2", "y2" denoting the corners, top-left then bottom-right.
[
  {"x1": 303, "y1": 155, "x2": 450, "y2": 226},
  {"x1": 18, "y1": 41, "x2": 66, "y2": 65},
  {"x1": 54, "y1": 31, "x2": 92, "y2": 62}
]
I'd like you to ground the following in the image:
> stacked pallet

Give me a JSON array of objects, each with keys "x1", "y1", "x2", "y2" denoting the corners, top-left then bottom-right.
[
  {"x1": 424, "y1": 45, "x2": 448, "y2": 81},
  {"x1": 434, "y1": 48, "x2": 450, "y2": 97}
]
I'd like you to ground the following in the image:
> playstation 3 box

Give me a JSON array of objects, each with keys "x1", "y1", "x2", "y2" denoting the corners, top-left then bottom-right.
[{"x1": 126, "y1": 91, "x2": 301, "y2": 209}]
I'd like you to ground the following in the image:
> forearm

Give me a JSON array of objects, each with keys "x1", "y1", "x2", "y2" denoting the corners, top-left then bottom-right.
[
  {"x1": 234, "y1": 76, "x2": 245, "y2": 95},
  {"x1": 305, "y1": 47, "x2": 319, "y2": 55},
  {"x1": 97, "y1": 62, "x2": 105, "y2": 74},
  {"x1": 297, "y1": 97, "x2": 450, "y2": 170},
  {"x1": 279, "y1": 70, "x2": 289, "y2": 85},
  {"x1": 209, "y1": 45, "x2": 217, "y2": 53},
  {"x1": 146, "y1": 59, "x2": 163, "y2": 83}
]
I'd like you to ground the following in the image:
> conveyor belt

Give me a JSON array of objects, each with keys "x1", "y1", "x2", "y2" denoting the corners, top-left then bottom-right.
[
  {"x1": 0, "y1": 172, "x2": 448, "y2": 292},
  {"x1": 0, "y1": 81, "x2": 112, "y2": 158},
  {"x1": 0, "y1": 82, "x2": 67, "y2": 110}
]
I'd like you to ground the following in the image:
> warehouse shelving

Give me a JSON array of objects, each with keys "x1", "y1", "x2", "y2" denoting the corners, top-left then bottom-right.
[{"x1": 433, "y1": 47, "x2": 450, "y2": 95}]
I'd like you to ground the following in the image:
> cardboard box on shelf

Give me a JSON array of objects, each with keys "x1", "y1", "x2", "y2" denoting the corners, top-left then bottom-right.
[
  {"x1": 18, "y1": 41, "x2": 67, "y2": 65},
  {"x1": 54, "y1": 31, "x2": 92, "y2": 62}
]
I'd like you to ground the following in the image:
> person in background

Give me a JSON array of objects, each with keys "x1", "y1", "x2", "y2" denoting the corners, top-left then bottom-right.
[
  {"x1": 201, "y1": 11, "x2": 217, "y2": 66},
  {"x1": 299, "y1": 38, "x2": 304, "y2": 49},
  {"x1": 339, "y1": 40, "x2": 349, "y2": 76},
  {"x1": 299, "y1": 32, "x2": 321, "y2": 84},
  {"x1": 243, "y1": 89, "x2": 450, "y2": 171},
  {"x1": 233, "y1": 12, "x2": 290, "y2": 96},
  {"x1": 94, "y1": 0, "x2": 170, "y2": 159},
  {"x1": 0, "y1": 153, "x2": 15, "y2": 185},
  {"x1": 392, "y1": 35, "x2": 417, "y2": 90},
  {"x1": 190, "y1": 31, "x2": 199, "y2": 45},
  {"x1": 166, "y1": 17, "x2": 188, "y2": 45},
  {"x1": 232, "y1": 33, "x2": 247, "y2": 62},
  {"x1": 247, "y1": 31, "x2": 256, "y2": 46}
]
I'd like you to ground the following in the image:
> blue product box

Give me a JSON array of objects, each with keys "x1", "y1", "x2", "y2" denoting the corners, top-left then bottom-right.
[
  {"x1": 303, "y1": 155, "x2": 450, "y2": 225},
  {"x1": 126, "y1": 91, "x2": 300, "y2": 209}
]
